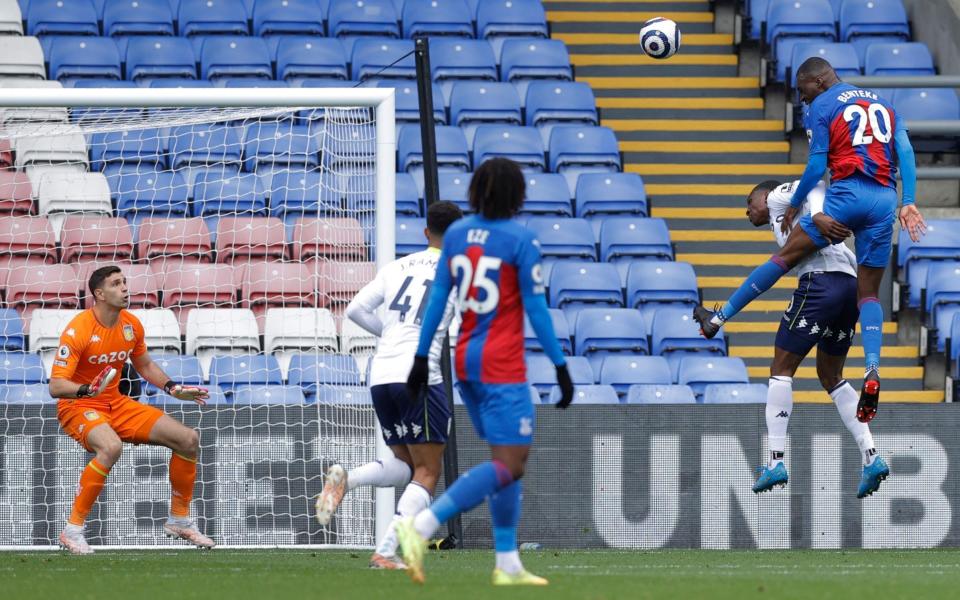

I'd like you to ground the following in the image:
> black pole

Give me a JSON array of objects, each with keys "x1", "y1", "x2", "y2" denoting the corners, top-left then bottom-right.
[{"x1": 414, "y1": 35, "x2": 463, "y2": 548}]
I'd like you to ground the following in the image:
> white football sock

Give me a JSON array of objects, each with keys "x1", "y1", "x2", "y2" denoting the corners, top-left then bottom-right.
[
  {"x1": 347, "y1": 455, "x2": 412, "y2": 491},
  {"x1": 413, "y1": 509, "x2": 441, "y2": 540},
  {"x1": 766, "y1": 376, "x2": 793, "y2": 467},
  {"x1": 376, "y1": 483, "x2": 432, "y2": 557},
  {"x1": 495, "y1": 550, "x2": 523, "y2": 574},
  {"x1": 829, "y1": 381, "x2": 877, "y2": 465}
]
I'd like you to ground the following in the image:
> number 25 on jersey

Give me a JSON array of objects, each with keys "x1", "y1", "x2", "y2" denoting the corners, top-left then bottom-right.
[{"x1": 451, "y1": 254, "x2": 502, "y2": 315}]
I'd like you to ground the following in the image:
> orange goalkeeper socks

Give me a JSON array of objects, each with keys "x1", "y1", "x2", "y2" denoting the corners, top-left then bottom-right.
[
  {"x1": 169, "y1": 453, "x2": 197, "y2": 518},
  {"x1": 68, "y1": 459, "x2": 110, "y2": 526}
]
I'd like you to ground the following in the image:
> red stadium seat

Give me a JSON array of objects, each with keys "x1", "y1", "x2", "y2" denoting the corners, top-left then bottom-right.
[
  {"x1": 313, "y1": 260, "x2": 375, "y2": 313},
  {"x1": 215, "y1": 216, "x2": 286, "y2": 265},
  {"x1": 293, "y1": 217, "x2": 367, "y2": 262},
  {"x1": 137, "y1": 217, "x2": 212, "y2": 263},
  {"x1": 74, "y1": 262, "x2": 159, "y2": 309},
  {"x1": 5, "y1": 263, "x2": 80, "y2": 331},
  {"x1": 0, "y1": 139, "x2": 11, "y2": 169},
  {"x1": 242, "y1": 262, "x2": 316, "y2": 330},
  {"x1": 159, "y1": 262, "x2": 238, "y2": 332},
  {"x1": 0, "y1": 216, "x2": 57, "y2": 264},
  {"x1": 0, "y1": 171, "x2": 34, "y2": 214},
  {"x1": 60, "y1": 215, "x2": 134, "y2": 264}
]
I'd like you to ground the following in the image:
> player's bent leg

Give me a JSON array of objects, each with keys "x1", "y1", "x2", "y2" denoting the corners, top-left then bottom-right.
[{"x1": 61, "y1": 424, "x2": 123, "y2": 555}]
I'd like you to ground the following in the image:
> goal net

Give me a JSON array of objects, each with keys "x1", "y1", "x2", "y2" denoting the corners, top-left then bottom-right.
[{"x1": 0, "y1": 87, "x2": 396, "y2": 549}]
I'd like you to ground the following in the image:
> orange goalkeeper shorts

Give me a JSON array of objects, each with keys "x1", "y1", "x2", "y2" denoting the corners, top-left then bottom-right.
[{"x1": 58, "y1": 396, "x2": 165, "y2": 452}]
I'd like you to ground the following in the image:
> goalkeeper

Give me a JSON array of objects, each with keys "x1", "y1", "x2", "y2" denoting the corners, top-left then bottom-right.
[{"x1": 51, "y1": 266, "x2": 213, "y2": 554}]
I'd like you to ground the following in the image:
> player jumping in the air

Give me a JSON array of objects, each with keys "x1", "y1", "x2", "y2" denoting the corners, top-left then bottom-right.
[
  {"x1": 52, "y1": 266, "x2": 213, "y2": 554},
  {"x1": 693, "y1": 57, "x2": 926, "y2": 423},
  {"x1": 744, "y1": 180, "x2": 889, "y2": 498},
  {"x1": 397, "y1": 158, "x2": 574, "y2": 586},
  {"x1": 315, "y1": 201, "x2": 463, "y2": 570}
]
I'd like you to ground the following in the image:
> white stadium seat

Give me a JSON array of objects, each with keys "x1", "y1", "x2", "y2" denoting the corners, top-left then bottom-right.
[
  {"x1": 0, "y1": 80, "x2": 68, "y2": 124},
  {"x1": 264, "y1": 307, "x2": 339, "y2": 377},
  {"x1": 130, "y1": 308, "x2": 182, "y2": 354},
  {"x1": 340, "y1": 317, "x2": 377, "y2": 356},
  {"x1": 0, "y1": 0, "x2": 24, "y2": 35},
  {"x1": 28, "y1": 308, "x2": 81, "y2": 375},
  {"x1": 186, "y1": 308, "x2": 260, "y2": 377},
  {"x1": 14, "y1": 123, "x2": 89, "y2": 168},
  {"x1": 0, "y1": 37, "x2": 44, "y2": 79},
  {"x1": 34, "y1": 171, "x2": 112, "y2": 239}
]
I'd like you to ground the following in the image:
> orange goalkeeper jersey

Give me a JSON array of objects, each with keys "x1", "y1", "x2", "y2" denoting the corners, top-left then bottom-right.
[{"x1": 51, "y1": 309, "x2": 147, "y2": 404}]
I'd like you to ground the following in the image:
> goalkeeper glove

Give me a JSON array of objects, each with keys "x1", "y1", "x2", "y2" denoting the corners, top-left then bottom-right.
[
  {"x1": 163, "y1": 380, "x2": 210, "y2": 405},
  {"x1": 406, "y1": 355, "x2": 430, "y2": 401},
  {"x1": 554, "y1": 363, "x2": 574, "y2": 409},
  {"x1": 77, "y1": 366, "x2": 117, "y2": 398}
]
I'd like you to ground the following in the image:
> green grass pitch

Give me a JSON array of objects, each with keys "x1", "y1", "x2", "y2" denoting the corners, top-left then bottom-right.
[{"x1": 4, "y1": 549, "x2": 960, "y2": 600}]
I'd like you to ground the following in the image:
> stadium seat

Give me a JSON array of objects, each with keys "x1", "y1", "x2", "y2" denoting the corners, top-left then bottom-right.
[
  {"x1": 865, "y1": 42, "x2": 935, "y2": 76},
  {"x1": 395, "y1": 172, "x2": 422, "y2": 216},
  {"x1": 430, "y1": 38, "x2": 498, "y2": 98},
  {"x1": 473, "y1": 125, "x2": 546, "y2": 171},
  {"x1": 27, "y1": 0, "x2": 99, "y2": 35},
  {"x1": 625, "y1": 384, "x2": 697, "y2": 404},
  {"x1": 185, "y1": 308, "x2": 260, "y2": 374},
  {"x1": 200, "y1": 37, "x2": 272, "y2": 81},
  {"x1": 17, "y1": 124, "x2": 88, "y2": 168},
  {"x1": 293, "y1": 217, "x2": 367, "y2": 262},
  {"x1": 288, "y1": 352, "x2": 361, "y2": 401},
  {"x1": 520, "y1": 173, "x2": 572, "y2": 216},
  {"x1": 476, "y1": 0, "x2": 547, "y2": 40},
  {"x1": 402, "y1": 0, "x2": 472, "y2": 38},
  {"x1": 137, "y1": 217, "x2": 213, "y2": 263},
  {"x1": 449, "y1": 82, "x2": 523, "y2": 146},
  {"x1": 548, "y1": 262, "x2": 622, "y2": 317},
  {"x1": 626, "y1": 261, "x2": 699, "y2": 315},
  {"x1": 242, "y1": 122, "x2": 320, "y2": 172},
  {"x1": 169, "y1": 123, "x2": 242, "y2": 170},
  {"x1": 328, "y1": 0, "x2": 399, "y2": 37},
  {"x1": 395, "y1": 216, "x2": 427, "y2": 256},
  {"x1": 90, "y1": 128, "x2": 167, "y2": 171},
  {"x1": 209, "y1": 354, "x2": 283, "y2": 395},
  {"x1": 160, "y1": 262, "x2": 236, "y2": 314},
  {"x1": 787, "y1": 42, "x2": 860, "y2": 86},
  {"x1": 892, "y1": 88, "x2": 960, "y2": 121},
  {"x1": 130, "y1": 308, "x2": 182, "y2": 353},
  {"x1": 500, "y1": 38, "x2": 572, "y2": 97},
  {"x1": 766, "y1": 0, "x2": 837, "y2": 86},
  {"x1": 125, "y1": 36, "x2": 197, "y2": 81},
  {"x1": 923, "y1": 262, "x2": 960, "y2": 352},
  {"x1": 233, "y1": 384, "x2": 307, "y2": 404},
  {"x1": 0, "y1": 352, "x2": 46, "y2": 384},
  {"x1": 215, "y1": 216, "x2": 286, "y2": 264},
  {"x1": 351, "y1": 38, "x2": 415, "y2": 81},
  {"x1": 0, "y1": 308, "x2": 25, "y2": 351},
  {"x1": 437, "y1": 171, "x2": 471, "y2": 212},
  {"x1": 575, "y1": 307, "x2": 649, "y2": 373},
  {"x1": 599, "y1": 217, "x2": 673, "y2": 263},
  {"x1": 0, "y1": 37, "x2": 46, "y2": 79},
  {"x1": 398, "y1": 125, "x2": 471, "y2": 173},
  {"x1": 103, "y1": 0, "x2": 175, "y2": 36},
  {"x1": 0, "y1": 384, "x2": 54, "y2": 404},
  {"x1": 525, "y1": 81, "x2": 598, "y2": 145},
  {"x1": 60, "y1": 215, "x2": 134, "y2": 264},
  {"x1": 111, "y1": 169, "x2": 189, "y2": 220},
  {"x1": 651, "y1": 306, "x2": 726, "y2": 378},
  {"x1": 898, "y1": 220, "x2": 960, "y2": 308},
  {"x1": 839, "y1": 0, "x2": 910, "y2": 60},
  {"x1": 193, "y1": 172, "x2": 266, "y2": 218},
  {"x1": 376, "y1": 80, "x2": 446, "y2": 126},
  {"x1": 144, "y1": 354, "x2": 203, "y2": 396},
  {"x1": 264, "y1": 308, "x2": 339, "y2": 373},
  {"x1": 575, "y1": 173, "x2": 647, "y2": 219},
  {"x1": 269, "y1": 171, "x2": 342, "y2": 220},
  {"x1": 275, "y1": 37, "x2": 348, "y2": 82},
  {"x1": 242, "y1": 262, "x2": 316, "y2": 327},
  {"x1": 599, "y1": 355, "x2": 671, "y2": 397},
  {"x1": 5, "y1": 264, "x2": 81, "y2": 328},
  {"x1": 341, "y1": 318, "x2": 378, "y2": 356},
  {"x1": 702, "y1": 383, "x2": 767, "y2": 404},
  {"x1": 677, "y1": 356, "x2": 748, "y2": 398},
  {"x1": 548, "y1": 126, "x2": 622, "y2": 177},
  {"x1": 527, "y1": 216, "x2": 596, "y2": 260},
  {"x1": 48, "y1": 37, "x2": 122, "y2": 82},
  {"x1": 27, "y1": 309, "x2": 79, "y2": 373},
  {"x1": 526, "y1": 354, "x2": 593, "y2": 398},
  {"x1": 253, "y1": 0, "x2": 325, "y2": 36},
  {"x1": 178, "y1": 0, "x2": 249, "y2": 36},
  {"x1": 548, "y1": 384, "x2": 619, "y2": 405},
  {"x1": 0, "y1": 216, "x2": 57, "y2": 264},
  {"x1": 34, "y1": 172, "x2": 113, "y2": 224},
  {"x1": 314, "y1": 261, "x2": 376, "y2": 311},
  {"x1": 316, "y1": 385, "x2": 373, "y2": 404},
  {"x1": 523, "y1": 308, "x2": 572, "y2": 355},
  {"x1": 0, "y1": 0, "x2": 22, "y2": 35}
]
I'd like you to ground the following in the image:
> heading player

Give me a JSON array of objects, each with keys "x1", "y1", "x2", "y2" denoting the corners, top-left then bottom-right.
[
  {"x1": 52, "y1": 266, "x2": 213, "y2": 554},
  {"x1": 694, "y1": 57, "x2": 926, "y2": 423},
  {"x1": 315, "y1": 201, "x2": 463, "y2": 570},
  {"x1": 745, "y1": 180, "x2": 888, "y2": 498},
  {"x1": 398, "y1": 158, "x2": 574, "y2": 586}
]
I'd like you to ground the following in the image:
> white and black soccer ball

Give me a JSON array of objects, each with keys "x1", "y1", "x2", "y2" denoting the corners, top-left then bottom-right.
[{"x1": 639, "y1": 17, "x2": 681, "y2": 60}]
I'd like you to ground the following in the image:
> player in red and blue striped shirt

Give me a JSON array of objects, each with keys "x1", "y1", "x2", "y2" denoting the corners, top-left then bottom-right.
[{"x1": 399, "y1": 158, "x2": 574, "y2": 586}]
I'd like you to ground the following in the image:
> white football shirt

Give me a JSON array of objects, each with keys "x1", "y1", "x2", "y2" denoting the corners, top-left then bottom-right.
[
  {"x1": 766, "y1": 180, "x2": 858, "y2": 278},
  {"x1": 346, "y1": 247, "x2": 455, "y2": 387}
]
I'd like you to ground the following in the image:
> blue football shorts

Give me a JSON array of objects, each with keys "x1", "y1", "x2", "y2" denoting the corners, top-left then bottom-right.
[{"x1": 456, "y1": 381, "x2": 535, "y2": 446}]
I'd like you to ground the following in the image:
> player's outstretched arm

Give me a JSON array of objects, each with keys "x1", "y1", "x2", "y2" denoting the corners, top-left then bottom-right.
[
  {"x1": 784, "y1": 152, "x2": 828, "y2": 234},
  {"x1": 407, "y1": 252, "x2": 454, "y2": 399},
  {"x1": 894, "y1": 127, "x2": 926, "y2": 242},
  {"x1": 131, "y1": 353, "x2": 209, "y2": 405}
]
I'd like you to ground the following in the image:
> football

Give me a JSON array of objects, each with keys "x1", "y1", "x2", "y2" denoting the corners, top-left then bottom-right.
[{"x1": 639, "y1": 17, "x2": 682, "y2": 59}]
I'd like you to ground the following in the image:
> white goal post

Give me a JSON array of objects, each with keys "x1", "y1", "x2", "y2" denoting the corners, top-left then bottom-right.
[{"x1": 0, "y1": 87, "x2": 397, "y2": 549}]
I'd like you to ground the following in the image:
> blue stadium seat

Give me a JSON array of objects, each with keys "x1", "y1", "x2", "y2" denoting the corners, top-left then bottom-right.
[
  {"x1": 892, "y1": 88, "x2": 960, "y2": 121},
  {"x1": 233, "y1": 384, "x2": 307, "y2": 404},
  {"x1": 949, "y1": 313, "x2": 960, "y2": 365},
  {"x1": 397, "y1": 125, "x2": 471, "y2": 173},
  {"x1": 351, "y1": 38, "x2": 415, "y2": 80},
  {"x1": 125, "y1": 36, "x2": 197, "y2": 82},
  {"x1": 526, "y1": 354, "x2": 593, "y2": 398},
  {"x1": 924, "y1": 262, "x2": 960, "y2": 352},
  {"x1": 438, "y1": 171, "x2": 471, "y2": 212},
  {"x1": 0, "y1": 352, "x2": 45, "y2": 384},
  {"x1": 209, "y1": 354, "x2": 283, "y2": 395},
  {"x1": 500, "y1": 38, "x2": 572, "y2": 97},
  {"x1": 575, "y1": 173, "x2": 647, "y2": 219},
  {"x1": 0, "y1": 309, "x2": 24, "y2": 351},
  {"x1": 548, "y1": 262, "x2": 622, "y2": 316},
  {"x1": 702, "y1": 383, "x2": 767, "y2": 404},
  {"x1": 396, "y1": 216, "x2": 427, "y2": 256},
  {"x1": 288, "y1": 353, "x2": 361, "y2": 401},
  {"x1": 90, "y1": 128, "x2": 166, "y2": 171},
  {"x1": 678, "y1": 357, "x2": 750, "y2": 399},
  {"x1": 0, "y1": 383, "x2": 54, "y2": 404},
  {"x1": 375, "y1": 80, "x2": 446, "y2": 125},
  {"x1": 329, "y1": 0, "x2": 398, "y2": 37},
  {"x1": 748, "y1": 0, "x2": 770, "y2": 39},
  {"x1": 574, "y1": 308, "x2": 649, "y2": 373},
  {"x1": 48, "y1": 37, "x2": 122, "y2": 82},
  {"x1": 865, "y1": 42, "x2": 935, "y2": 76},
  {"x1": 112, "y1": 169, "x2": 190, "y2": 219},
  {"x1": 599, "y1": 355, "x2": 671, "y2": 397},
  {"x1": 276, "y1": 37, "x2": 349, "y2": 81},
  {"x1": 148, "y1": 387, "x2": 230, "y2": 405},
  {"x1": 477, "y1": 0, "x2": 547, "y2": 40},
  {"x1": 27, "y1": 0, "x2": 99, "y2": 35},
  {"x1": 103, "y1": 0, "x2": 175, "y2": 36},
  {"x1": 148, "y1": 77, "x2": 212, "y2": 87},
  {"x1": 430, "y1": 38, "x2": 498, "y2": 98},
  {"x1": 549, "y1": 125, "x2": 622, "y2": 176},
  {"x1": 316, "y1": 385, "x2": 373, "y2": 404},
  {"x1": 626, "y1": 384, "x2": 697, "y2": 404},
  {"x1": 839, "y1": 0, "x2": 910, "y2": 52},
  {"x1": 221, "y1": 79, "x2": 289, "y2": 88},
  {"x1": 449, "y1": 82, "x2": 523, "y2": 146},
  {"x1": 523, "y1": 308, "x2": 572, "y2": 355},
  {"x1": 525, "y1": 81, "x2": 598, "y2": 144},
  {"x1": 520, "y1": 173, "x2": 571, "y2": 216},
  {"x1": 253, "y1": 0, "x2": 325, "y2": 37},
  {"x1": 527, "y1": 216, "x2": 596, "y2": 260},
  {"x1": 200, "y1": 37, "x2": 273, "y2": 81},
  {"x1": 268, "y1": 171, "x2": 338, "y2": 219},
  {"x1": 898, "y1": 220, "x2": 960, "y2": 308},
  {"x1": 651, "y1": 306, "x2": 726, "y2": 378},
  {"x1": 766, "y1": 0, "x2": 836, "y2": 81},
  {"x1": 548, "y1": 384, "x2": 619, "y2": 405},
  {"x1": 599, "y1": 217, "x2": 673, "y2": 263},
  {"x1": 787, "y1": 42, "x2": 861, "y2": 86},
  {"x1": 473, "y1": 125, "x2": 546, "y2": 171},
  {"x1": 626, "y1": 261, "x2": 699, "y2": 311},
  {"x1": 169, "y1": 123, "x2": 243, "y2": 170},
  {"x1": 178, "y1": 0, "x2": 249, "y2": 36},
  {"x1": 396, "y1": 172, "x2": 422, "y2": 216},
  {"x1": 193, "y1": 172, "x2": 265, "y2": 217},
  {"x1": 242, "y1": 122, "x2": 320, "y2": 172},
  {"x1": 402, "y1": 0, "x2": 473, "y2": 38},
  {"x1": 144, "y1": 355, "x2": 203, "y2": 397}
]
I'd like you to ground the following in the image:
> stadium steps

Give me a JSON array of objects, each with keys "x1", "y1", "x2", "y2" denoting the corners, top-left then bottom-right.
[{"x1": 546, "y1": 0, "x2": 938, "y2": 399}]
